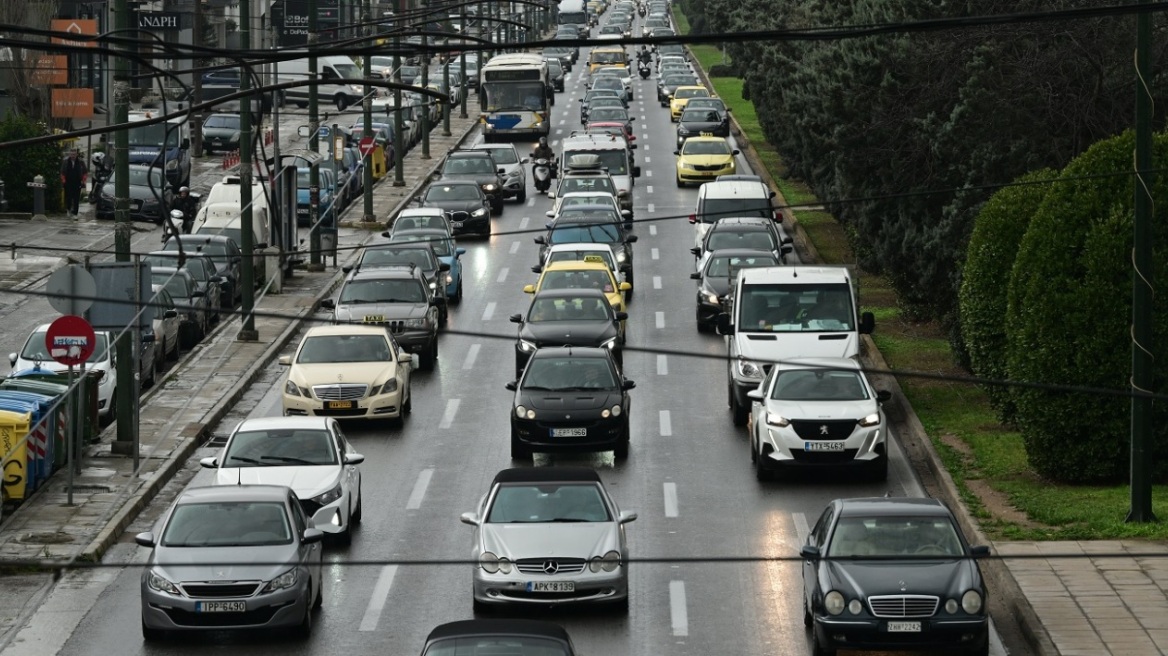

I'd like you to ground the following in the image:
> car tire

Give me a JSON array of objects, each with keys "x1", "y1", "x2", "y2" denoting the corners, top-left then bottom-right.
[
  {"x1": 614, "y1": 438, "x2": 629, "y2": 461},
  {"x1": 472, "y1": 596, "x2": 493, "y2": 615},
  {"x1": 869, "y1": 453, "x2": 888, "y2": 482},
  {"x1": 336, "y1": 521, "x2": 352, "y2": 546},
  {"x1": 754, "y1": 447, "x2": 770, "y2": 482},
  {"x1": 676, "y1": 175, "x2": 684, "y2": 188},
  {"x1": 696, "y1": 309, "x2": 712, "y2": 333},
  {"x1": 313, "y1": 576, "x2": 324, "y2": 610},
  {"x1": 335, "y1": 94, "x2": 350, "y2": 111},
  {"x1": 610, "y1": 594, "x2": 630, "y2": 613},
  {"x1": 352, "y1": 487, "x2": 363, "y2": 524},
  {"x1": 420, "y1": 340, "x2": 438, "y2": 371},
  {"x1": 295, "y1": 592, "x2": 313, "y2": 638},
  {"x1": 403, "y1": 388, "x2": 412, "y2": 415},
  {"x1": 517, "y1": 188, "x2": 526, "y2": 203},
  {"x1": 811, "y1": 629, "x2": 835, "y2": 656},
  {"x1": 141, "y1": 621, "x2": 167, "y2": 642},
  {"x1": 454, "y1": 278, "x2": 464, "y2": 304},
  {"x1": 510, "y1": 434, "x2": 531, "y2": 461},
  {"x1": 491, "y1": 201, "x2": 503, "y2": 215},
  {"x1": 730, "y1": 388, "x2": 748, "y2": 426},
  {"x1": 803, "y1": 594, "x2": 813, "y2": 628}
]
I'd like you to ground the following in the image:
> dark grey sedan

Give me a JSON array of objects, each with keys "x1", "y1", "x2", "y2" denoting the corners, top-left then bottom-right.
[
  {"x1": 96, "y1": 165, "x2": 173, "y2": 223},
  {"x1": 677, "y1": 107, "x2": 730, "y2": 147},
  {"x1": 201, "y1": 113, "x2": 241, "y2": 155},
  {"x1": 419, "y1": 180, "x2": 492, "y2": 237}
]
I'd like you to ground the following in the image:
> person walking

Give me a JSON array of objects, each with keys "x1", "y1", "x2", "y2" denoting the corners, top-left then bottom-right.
[{"x1": 60, "y1": 148, "x2": 88, "y2": 219}]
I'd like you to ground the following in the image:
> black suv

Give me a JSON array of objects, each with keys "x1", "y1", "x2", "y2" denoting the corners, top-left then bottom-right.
[
  {"x1": 436, "y1": 150, "x2": 506, "y2": 214},
  {"x1": 509, "y1": 288, "x2": 626, "y2": 376},
  {"x1": 201, "y1": 113, "x2": 241, "y2": 154},
  {"x1": 323, "y1": 266, "x2": 441, "y2": 369}
]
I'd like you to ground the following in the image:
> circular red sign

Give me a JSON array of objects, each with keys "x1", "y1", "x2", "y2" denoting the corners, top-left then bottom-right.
[
  {"x1": 44, "y1": 315, "x2": 96, "y2": 367},
  {"x1": 358, "y1": 136, "x2": 377, "y2": 156}
]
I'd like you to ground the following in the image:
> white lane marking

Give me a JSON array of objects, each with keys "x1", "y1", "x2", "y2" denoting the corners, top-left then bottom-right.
[
  {"x1": 647, "y1": 185, "x2": 654, "y2": 194},
  {"x1": 463, "y1": 343, "x2": 481, "y2": 370},
  {"x1": 519, "y1": 216, "x2": 530, "y2": 230},
  {"x1": 644, "y1": 156, "x2": 651, "y2": 163},
  {"x1": 653, "y1": 275, "x2": 662, "y2": 289},
  {"x1": 670, "y1": 581, "x2": 689, "y2": 636},
  {"x1": 440, "y1": 399, "x2": 461, "y2": 429},
  {"x1": 482, "y1": 302, "x2": 496, "y2": 321},
  {"x1": 659, "y1": 410, "x2": 672, "y2": 436},
  {"x1": 793, "y1": 512, "x2": 811, "y2": 545},
  {"x1": 359, "y1": 565, "x2": 399, "y2": 631},
  {"x1": 655, "y1": 311, "x2": 664, "y2": 329},
  {"x1": 555, "y1": 128, "x2": 563, "y2": 135},
  {"x1": 657, "y1": 354, "x2": 668, "y2": 375},
  {"x1": 509, "y1": 241, "x2": 520, "y2": 254},
  {"x1": 406, "y1": 468, "x2": 434, "y2": 510},
  {"x1": 651, "y1": 247, "x2": 660, "y2": 260},
  {"x1": 643, "y1": 144, "x2": 649, "y2": 151},
  {"x1": 646, "y1": 170, "x2": 653, "y2": 177},
  {"x1": 559, "y1": 118, "x2": 565, "y2": 125},
  {"x1": 649, "y1": 225, "x2": 658, "y2": 236},
  {"x1": 647, "y1": 203, "x2": 655, "y2": 214},
  {"x1": 663, "y1": 482, "x2": 679, "y2": 517},
  {"x1": 497, "y1": 267, "x2": 509, "y2": 283},
  {"x1": 527, "y1": 197, "x2": 535, "y2": 207}
]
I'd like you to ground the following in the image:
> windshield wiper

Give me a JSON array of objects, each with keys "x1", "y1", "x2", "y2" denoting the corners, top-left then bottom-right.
[
  {"x1": 558, "y1": 386, "x2": 607, "y2": 391},
  {"x1": 548, "y1": 517, "x2": 592, "y2": 522},
  {"x1": 521, "y1": 385, "x2": 556, "y2": 391},
  {"x1": 261, "y1": 456, "x2": 318, "y2": 466},
  {"x1": 226, "y1": 456, "x2": 268, "y2": 466}
]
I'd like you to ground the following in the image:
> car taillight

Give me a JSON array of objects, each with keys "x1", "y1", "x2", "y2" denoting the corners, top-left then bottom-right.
[
  {"x1": 774, "y1": 210, "x2": 783, "y2": 223},
  {"x1": 688, "y1": 214, "x2": 697, "y2": 224}
]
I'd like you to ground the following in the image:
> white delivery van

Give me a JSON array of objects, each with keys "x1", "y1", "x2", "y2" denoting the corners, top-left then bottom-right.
[
  {"x1": 717, "y1": 266, "x2": 875, "y2": 425},
  {"x1": 690, "y1": 177, "x2": 781, "y2": 251},
  {"x1": 278, "y1": 55, "x2": 371, "y2": 111},
  {"x1": 559, "y1": 132, "x2": 641, "y2": 219},
  {"x1": 194, "y1": 175, "x2": 271, "y2": 283}
]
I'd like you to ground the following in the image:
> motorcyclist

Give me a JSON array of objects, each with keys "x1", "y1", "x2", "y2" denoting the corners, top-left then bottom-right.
[
  {"x1": 637, "y1": 46, "x2": 653, "y2": 65},
  {"x1": 173, "y1": 186, "x2": 199, "y2": 234}
]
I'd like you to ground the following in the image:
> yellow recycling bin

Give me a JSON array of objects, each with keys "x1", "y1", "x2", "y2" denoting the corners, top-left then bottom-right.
[
  {"x1": 371, "y1": 145, "x2": 387, "y2": 180},
  {"x1": 0, "y1": 409, "x2": 32, "y2": 502}
]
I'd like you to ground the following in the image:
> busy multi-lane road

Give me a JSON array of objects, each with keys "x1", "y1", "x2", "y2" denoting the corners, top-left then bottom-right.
[{"x1": 20, "y1": 27, "x2": 1008, "y2": 656}]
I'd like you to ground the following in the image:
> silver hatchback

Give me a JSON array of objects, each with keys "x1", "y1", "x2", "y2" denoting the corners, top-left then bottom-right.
[{"x1": 472, "y1": 143, "x2": 529, "y2": 203}]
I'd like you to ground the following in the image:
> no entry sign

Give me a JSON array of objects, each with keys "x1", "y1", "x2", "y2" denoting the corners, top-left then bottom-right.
[{"x1": 45, "y1": 315, "x2": 96, "y2": 367}]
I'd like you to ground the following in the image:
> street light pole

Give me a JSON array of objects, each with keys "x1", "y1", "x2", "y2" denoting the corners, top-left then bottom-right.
[
  {"x1": 459, "y1": 3, "x2": 468, "y2": 119},
  {"x1": 308, "y1": 0, "x2": 324, "y2": 271},
  {"x1": 112, "y1": 0, "x2": 134, "y2": 449},
  {"x1": 238, "y1": 0, "x2": 258, "y2": 340},
  {"x1": 362, "y1": 0, "x2": 376, "y2": 221},
  {"x1": 421, "y1": 31, "x2": 431, "y2": 159},
  {"x1": 392, "y1": 29, "x2": 405, "y2": 186}
]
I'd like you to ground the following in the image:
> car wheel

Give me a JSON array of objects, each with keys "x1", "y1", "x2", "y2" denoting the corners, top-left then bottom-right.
[
  {"x1": 421, "y1": 340, "x2": 438, "y2": 371},
  {"x1": 335, "y1": 94, "x2": 349, "y2": 111},
  {"x1": 696, "y1": 309, "x2": 712, "y2": 333},
  {"x1": 869, "y1": 453, "x2": 889, "y2": 482},
  {"x1": 142, "y1": 621, "x2": 167, "y2": 642},
  {"x1": 516, "y1": 187, "x2": 526, "y2": 203},
  {"x1": 803, "y1": 593, "x2": 813, "y2": 628},
  {"x1": 455, "y1": 278, "x2": 464, "y2": 303},
  {"x1": 811, "y1": 628, "x2": 835, "y2": 656},
  {"x1": 472, "y1": 596, "x2": 493, "y2": 615},
  {"x1": 351, "y1": 487, "x2": 363, "y2": 524},
  {"x1": 491, "y1": 201, "x2": 503, "y2": 215},
  {"x1": 754, "y1": 445, "x2": 769, "y2": 482},
  {"x1": 403, "y1": 388, "x2": 412, "y2": 415},
  {"x1": 676, "y1": 175, "x2": 684, "y2": 188},
  {"x1": 609, "y1": 594, "x2": 630, "y2": 613},
  {"x1": 295, "y1": 591, "x2": 313, "y2": 638},
  {"x1": 613, "y1": 438, "x2": 629, "y2": 461},
  {"x1": 730, "y1": 389, "x2": 748, "y2": 426},
  {"x1": 336, "y1": 521, "x2": 353, "y2": 546},
  {"x1": 313, "y1": 575, "x2": 324, "y2": 609},
  {"x1": 510, "y1": 433, "x2": 531, "y2": 461}
]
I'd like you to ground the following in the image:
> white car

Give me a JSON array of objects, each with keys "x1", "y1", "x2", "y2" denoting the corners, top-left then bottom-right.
[
  {"x1": 9, "y1": 325, "x2": 118, "y2": 422},
  {"x1": 593, "y1": 66, "x2": 633, "y2": 98},
  {"x1": 200, "y1": 416, "x2": 364, "y2": 544},
  {"x1": 279, "y1": 324, "x2": 416, "y2": 422},
  {"x1": 747, "y1": 357, "x2": 891, "y2": 482},
  {"x1": 545, "y1": 191, "x2": 624, "y2": 225}
]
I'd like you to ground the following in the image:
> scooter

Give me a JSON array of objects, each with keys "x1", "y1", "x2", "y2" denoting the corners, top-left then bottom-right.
[
  {"x1": 638, "y1": 62, "x2": 652, "y2": 80},
  {"x1": 531, "y1": 157, "x2": 556, "y2": 193},
  {"x1": 88, "y1": 152, "x2": 112, "y2": 204}
]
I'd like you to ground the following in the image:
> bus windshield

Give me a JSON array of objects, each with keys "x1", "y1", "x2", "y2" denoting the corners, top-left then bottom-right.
[{"x1": 484, "y1": 82, "x2": 546, "y2": 112}]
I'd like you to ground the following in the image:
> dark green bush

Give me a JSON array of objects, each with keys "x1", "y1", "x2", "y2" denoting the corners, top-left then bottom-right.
[
  {"x1": 708, "y1": 63, "x2": 739, "y2": 77},
  {"x1": 1006, "y1": 132, "x2": 1168, "y2": 483},
  {"x1": 0, "y1": 112, "x2": 63, "y2": 212},
  {"x1": 959, "y1": 169, "x2": 1054, "y2": 422}
]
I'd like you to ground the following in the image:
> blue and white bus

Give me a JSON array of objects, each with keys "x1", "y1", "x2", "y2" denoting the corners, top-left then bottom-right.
[{"x1": 479, "y1": 54, "x2": 551, "y2": 141}]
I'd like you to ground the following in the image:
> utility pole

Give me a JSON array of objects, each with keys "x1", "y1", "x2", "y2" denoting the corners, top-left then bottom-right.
[
  {"x1": 112, "y1": 0, "x2": 134, "y2": 451},
  {"x1": 421, "y1": 31, "x2": 431, "y2": 159},
  {"x1": 459, "y1": 2, "x2": 468, "y2": 119},
  {"x1": 392, "y1": 27, "x2": 405, "y2": 186},
  {"x1": 237, "y1": 0, "x2": 258, "y2": 340},
  {"x1": 308, "y1": 0, "x2": 324, "y2": 270},
  {"x1": 362, "y1": 0, "x2": 375, "y2": 221},
  {"x1": 1127, "y1": 0, "x2": 1156, "y2": 523},
  {"x1": 442, "y1": 44, "x2": 451, "y2": 136},
  {"x1": 192, "y1": 0, "x2": 205, "y2": 157}
]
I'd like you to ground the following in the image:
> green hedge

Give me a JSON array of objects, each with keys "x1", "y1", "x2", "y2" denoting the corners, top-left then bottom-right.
[
  {"x1": 0, "y1": 112, "x2": 64, "y2": 213},
  {"x1": 959, "y1": 169, "x2": 1054, "y2": 422},
  {"x1": 1006, "y1": 132, "x2": 1168, "y2": 483}
]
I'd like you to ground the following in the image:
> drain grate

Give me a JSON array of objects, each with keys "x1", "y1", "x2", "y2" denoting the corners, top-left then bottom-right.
[{"x1": 70, "y1": 484, "x2": 114, "y2": 492}]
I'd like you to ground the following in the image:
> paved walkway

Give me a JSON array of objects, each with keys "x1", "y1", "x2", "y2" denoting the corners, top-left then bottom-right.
[{"x1": 0, "y1": 112, "x2": 478, "y2": 564}]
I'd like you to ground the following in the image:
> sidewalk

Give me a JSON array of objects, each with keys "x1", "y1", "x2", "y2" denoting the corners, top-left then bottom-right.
[{"x1": 0, "y1": 113, "x2": 478, "y2": 564}]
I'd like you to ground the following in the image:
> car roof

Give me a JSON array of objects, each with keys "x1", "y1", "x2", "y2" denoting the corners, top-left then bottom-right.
[
  {"x1": 544, "y1": 260, "x2": 612, "y2": 273},
  {"x1": 773, "y1": 357, "x2": 863, "y2": 373},
  {"x1": 302, "y1": 324, "x2": 393, "y2": 338},
  {"x1": 426, "y1": 619, "x2": 571, "y2": 643},
  {"x1": 552, "y1": 214, "x2": 620, "y2": 227},
  {"x1": 705, "y1": 248, "x2": 781, "y2": 260},
  {"x1": 429, "y1": 179, "x2": 480, "y2": 187},
  {"x1": 836, "y1": 497, "x2": 950, "y2": 518},
  {"x1": 557, "y1": 203, "x2": 620, "y2": 213},
  {"x1": 712, "y1": 216, "x2": 772, "y2": 228},
  {"x1": 349, "y1": 267, "x2": 422, "y2": 281},
  {"x1": 176, "y1": 484, "x2": 291, "y2": 504},
  {"x1": 398, "y1": 207, "x2": 446, "y2": 216},
  {"x1": 391, "y1": 228, "x2": 449, "y2": 238},
  {"x1": 675, "y1": 85, "x2": 709, "y2": 92},
  {"x1": 533, "y1": 288, "x2": 609, "y2": 300},
  {"x1": 234, "y1": 416, "x2": 333, "y2": 432},
  {"x1": 683, "y1": 135, "x2": 729, "y2": 144},
  {"x1": 447, "y1": 150, "x2": 494, "y2": 159},
  {"x1": 493, "y1": 466, "x2": 603, "y2": 485}
]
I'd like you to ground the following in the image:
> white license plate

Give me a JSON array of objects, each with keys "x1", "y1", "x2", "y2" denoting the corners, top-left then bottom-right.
[
  {"x1": 805, "y1": 441, "x2": 845, "y2": 452},
  {"x1": 526, "y1": 581, "x2": 575, "y2": 592},
  {"x1": 887, "y1": 621, "x2": 921, "y2": 633},
  {"x1": 551, "y1": 427, "x2": 587, "y2": 437},
  {"x1": 196, "y1": 601, "x2": 246, "y2": 613},
  {"x1": 451, "y1": 221, "x2": 463, "y2": 228}
]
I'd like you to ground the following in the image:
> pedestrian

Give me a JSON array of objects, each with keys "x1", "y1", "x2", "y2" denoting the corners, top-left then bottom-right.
[{"x1": 60, "y1": 148, "x2": 88, "y2": 219}]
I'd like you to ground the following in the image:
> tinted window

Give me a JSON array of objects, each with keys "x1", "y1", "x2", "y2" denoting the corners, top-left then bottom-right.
[
  {"x1": 701, "y1": 197, "x2": 772, "y2": 222},
  {"x1": 204, "y1": 114, "x2": 240, "y2": 129},
  {"x1": 339, "y1": 278, "x2": 427, "y2": 304},
  {"x1": 162, "y1": 502, "x2": 292, "y2": 547},
  {"x1": 481, "y1": 147, "x2": 518, "y2": 164},
  {"x1": 829, "y1": 516, "x2": 963, "y2": 557},
  {"x1": 487, "y1": 483, "x2": 611, "y2": 523},
  {"x1": 224, "y1": 429, "x2": 339, "y2": 467},
  {"x1": 522, "y1": 356, "x2": 617, "y2": 391},
  {"x1": 737, "y1": 283, "x2": 854, "y2": 332},
  {"x1": 549, "y1": 223, "x2": 620, "y2": 244},
  {"x1": 705, "y1": 254, "x2": 778, "y2": 278},
  {"x1": 771, "y1": 369, "x2": 869, "y2": 401},
  {"x1": 528, "y1": 296, "x2": 611, "y2": 321},
  {"x1": 426, "y1": 184, "x2": 481, "y2": 201},
  {"x1": 296, "y1": 334, "x2": 394, "y2": 363},
  {"x1": 391, "y1": 233, "x2": 452, "y2": 257}
]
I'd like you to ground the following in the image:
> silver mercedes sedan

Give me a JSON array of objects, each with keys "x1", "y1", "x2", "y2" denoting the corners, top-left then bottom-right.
[
  {"x1": 136, "y1": 485, "x2": 325, "y2": 641},
  {"x1": 460, "y1": 467, "x2": 637, "y2": 612}
]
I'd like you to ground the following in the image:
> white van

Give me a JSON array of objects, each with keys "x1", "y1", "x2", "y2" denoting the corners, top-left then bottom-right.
[
  {"x1": 717, "y1": 266, "x2": 875, "y2": 425},
  {"x1": 559, "y1": 133, "x2": 641, "y2": 219},
  {"x1": 690, "y1": 177, "x2": 781, "y2": 251},
  {"x1": 194, "y1": 175, "x2": 271, "y2": 281},
  {"x1": 277, "y1": 55, "x2": 371, "y2": 111}
]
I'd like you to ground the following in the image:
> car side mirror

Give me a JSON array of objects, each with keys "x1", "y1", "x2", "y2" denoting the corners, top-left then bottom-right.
[
  {"x1": 629, "y1": 116, "x2": 636, "y2": 121},
  {"x1": 142, "y1": 333, "x2": 155, "y2": 344},
  {"x1": 301, "y1": 528, "x2": 325, "y2": 544},
  {"x1": 632, "y1": 166, "x2": 642, "y2": 177},
  {"x1": 673, "y1": 150, "x2": 680, "y2": 155},
  {"x1": 410, "y1": 353, "x2": 420, "y2": 370},
  {"x1": 181, "y1": 137, "x2": 191, "y2": 150},
  {"x1": 970, "y1": 545, "x2": 991, "y2": 558},
  {"x1": 321, "y1": 299, "x2": 336, "y2": 310},
  {"x1": 522, "y1": 284, "x2": 536, "y2": 294},
  {"x1": 521, "y1": 158, "x2": 530, "y2": 164},
  {"x1": 255, "y1": 242, "x2": 268, "y2": 250},
  {"x1": 688, "y1": 214, "x2": 697, "y2": 224},
  {"x1": 505, "y1": 381, "x2": 518, "y2": 391},
  {"x1": 732, "y1": 149, "x2": 740, "y2": 156},
  {"x1": 876, "y1": 390, "x2": 892, "y2": 403},
  {"x1": 460, "y1": 512, "x2": 481, "y2": 526},
  {"x1": 439, "y1": 262, "x2": 451, "y2": 272},
  {"x1": 456, "y1": 247, "x2": 467, "y2": 256},
  {"x1": 545, "y1": 210, "x2": 556, "y2": 218},
  {"x1": 342, "y1": 265, "x2": 353, "y2": 273},
  {"x1": 134, "y1": 532, "x2": 156, "y2": 548},
  {"x1": 859, "y1": 311, "x2": 875, "y2": 335},
  {"x1": 625, "y1": 234, "x2": 638, "y2": 243},
  {"x1": 618, "y1": 510, "x2": 638, "y2": 524},
  {"x1": 344, "y1": 453, "x2": 365, "y2": 465},
  {"x1": 746, "y1": 389, "x2": 764, "y2": 401},
  {"x1": 164, "y1": 309, "x2": 178, "y2": 319},
  {"x1": 781, "y1": 245, "x2": 794, "y2": 256},
  {"x1": 621, "y1": 379, "x2": 636, "y2": 390},
  {"x1": 509, "y1": 313, "x2": 524, "y2": 324},
  {"x1": 199, "y1": 456, "x2": 218, "y2": 469},
  {"x1": 690, "y1": 272, "x2": 701, "y2": 280},
  {"x1": 278, "y1": 355, "x2": 291, "y2": 366},
  {"x1": 800, "y1": 545, "x2": 820, "y2": 560},
  {"x1": 531, "y1": 265, "x2": 544, "y2": 274},
  {"x1": 715, "y1": 313, "x2": 731, "y2": 335},
  {"x1": 534, "y1": 236, "x2": 547, "y2": 245},
  {"x1": 621, "y1": 210, "x2": 632, "y2": 218},
  {"x1": 619, "y1": 282, "x2": 631, "y2": 292},
  {"x1": 769, "y1": 190, "x2": 777, "y2": 199},
  {"x1": 547, "y1": 191, "x2": 556, "y2": 199},
  {"x1": 690, "y1": 247, "x2": 701, "y2": 256},
  {"x1": 782, "y1": 236, "x2": 795, "y2": 245}
]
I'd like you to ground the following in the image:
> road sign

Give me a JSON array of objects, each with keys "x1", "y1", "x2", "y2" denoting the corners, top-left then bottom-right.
[
  {"x1": 44, "y1": 315, "x2": 96, "y2": 367},
  {"x1": 358, "y1": 137, "x2": 376, "y2": 156},
  {"x1": 318, "y1": 126, "x2": 331, "y2": 139},
  {"x1": 46, "y1": 265, "x2": 97, "y2": 316}
]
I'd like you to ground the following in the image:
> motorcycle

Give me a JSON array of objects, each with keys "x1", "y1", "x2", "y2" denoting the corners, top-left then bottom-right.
[
  {"x1": 161, "y1": 209, "x2": 185, "y2": 243},
  {"x1": 638, "y1": 62, "x2": 652, "y2": 80},
  {"x1": 638, "y1": 4, "x2": 646, "y2": 16},
  {"x1": 88, "y1": 152, "x2": 112, "y2": 204},
  {"x1": 531, "y1": 157, "x2": 556, "y2": 193}
]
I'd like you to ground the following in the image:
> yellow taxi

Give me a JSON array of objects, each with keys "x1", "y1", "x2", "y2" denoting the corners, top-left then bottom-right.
[
  {"x1": 670, "y1": 86, "x2": 713, "y2": 121},
  {"x1": 523, "y1": 260, "x2": 632, "y2": 331},
  {"x1": 588, "y1": 46, "x2": 630, "y2": 74},
  {"x1": 674, "y1": 135, "x2": 739, "y2": 187}
]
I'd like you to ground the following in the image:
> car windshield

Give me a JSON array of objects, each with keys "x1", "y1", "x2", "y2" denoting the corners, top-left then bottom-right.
[
  {"x1": 687, "y1": 99, "x2": 725, "y2": 112},
  {"x1": 151, "y1": 273, "x2": 191, "y2": 301},
  {"x1": 444, "y1": 157, "x2": 496, "y2": 175},
  {"x1": 204, "y1": 114, "x2": 240, "y2": 129},
  {"x1": 664, "y1": 76, "x2": 697, "y2": 87},
  {"x1": 590, "y1": 51, "x2": 626, "y2": 64},
  {"x1": 601, "y1": 26, "x2": 623, "y2": 34},
  {"x1": 162, "y1": 239, "x2": 231, "y2": 266},
  {"x1": 587, "y1": 91, "x2": 621, "y2": 102},
  {"x1": 737, "y1": 283, "x2": 855, "y2": 332},
  {"x1": 296, "y1": 334, "x2": 394, "y2": 363},
  {"x1": 487, "y1": 483, "x2": 611, "y2": 523},
  {"x1": 391, "y1": 233, "x2": 452, "y2": 256},
  {"x1": 339, "y1": 278, "x2": 427, "y2": 304},
  {"x1": 564, "y1": 150, "x2": 627, "y2": 175},
  {"x1": 828, "y1": 516, "x2": 964, "y2": 558},
  {"x1": 527, "y1": 296, "x2": 611, "y2": 322},
  {"x1": 681, "y1": 109, "x2": 721, "y2": 123},
  {"x1": 701, "y1": 198, "x2": 773, "y2": 222},
  {"x1": 706, "y1": 230, "x2": 776, "y2": 252},
  {"x1": 223, "y1": 428, "x2": 338, "y2": 467},
  {"x1": 541, "y1": 269, "x2": 616, "y2": 294},
  {"x1": 161, "y1": 501, "x2": 292, "y2": 547},
  {"x1": 705, "y1": 254, "x2": 778, "y2": 278},
  {"x1": 481, "y1": 147, "x2": 518, "y2": 164},
  {"x1": 771, "y1": 369, "x2": 869, "y2": 401},
  {"x1": 683, "y1": 140, "x2": 731, "y2": 155},
  {"x1": 561, "y1": 196, "x2": 615, "y2": 210},
  {"x1": 360, "y1": 247, "x2": 437, "y2": 272},
  {"x1": 592, "y1": 79, "x2": 623, "y2": 92},
  {"x1": 675, "y1": 88, "x2": 710, "y2": 100},
  {"x1": 589, "y1": 98, "x2": 624, "y2": 110},
  {"x1": 426, "y1": 184, "x2": 481, "y2": 201},
  {"x1": 23, "y1": 331, "x2": 110, "y2": 364},
  {"x1": 559, "y1": 177, "x2": 615, "y2": 195},
  {"x1": 195, "y1": 226, "x2": 243, "y2": 246},
  {"x1": 116, "y1": 167, "x2": 165, "y2": 189},
  {"x1": 550, "y1": 222, "x2": 621, "y2": 244},
  {"x1": 143, "y1": 256, "x2": 211, "y2": 282},
  {"x1": 424, "y1": 637, "x2": 570, "y2": 656},
  {"x1": 597, "y1": 67, "x2": 626, "y2": 77},
  {"x1": 127, "y1": 123, "x2": 180, "y2": 148},
  {"x1": 521, "y1": 356, "x2": 617, "y2": 391}
]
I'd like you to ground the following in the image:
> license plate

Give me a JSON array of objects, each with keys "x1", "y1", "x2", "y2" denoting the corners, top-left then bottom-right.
[
  {"x1": 551, "y1": 427, "x2": 587, "y2": 437},
  {"x1": 328, "y1": 400, "x2": 354, "y2": 409},
  {"x1": 887, "y1": 621, "x2": 921, "y2": 633},
  {"x1": 526, "y1": 581, "x2": 575, "y2": 592},
  {"x1": 805, "y1": 442, "x2": 845, "y2": 452},
  {"x1": 363, "y1": 315, "x2": 384, "y2": 323},
  {"x1": 451, "y1": 221, "x2": 463, "y2": 228},
  {"x1": 196, "y1": 601, "x2": 246, "y2": 613}
]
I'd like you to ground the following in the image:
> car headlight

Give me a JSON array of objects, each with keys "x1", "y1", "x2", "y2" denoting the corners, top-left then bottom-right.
[
  {"x1": 482, "y1": 183, "x2": 498, "y2": 192},
  {"x1": 429, "y1": 282, "x2": 437, "y2": 290},
  {"x1": 589, "y1": 550, "x2": 622, "y2": 572},
  {"x1": 262, "y1": 568, "x2": 299, "y2": 593},
  {"x1": 446, "y1": 273, "x2": 453, "y2": 284},
  {"x1": 165, "y1": 159, "x2": 178, "y2": 170},
  {"x1": 379, "y1": 378, "x2": 398, "y2": 395},
  {"x1": 858, "y1": 412, "x2": 881, "y2": 427},
  {"x1": 766, "y1": 412, "x2": 789, "y2": 427},
  {"x1": 678, "y1": 161, "x2": 693, "y2": 170},
  {"x1": 736, "y1": 359, "x2": 764, "y2": 380},
  {"x1": 404, "y1": 318, "x2": 428, "y2": 328},
  {"x1": 945, "y1": 598, "x2": 959, "y2": 614},
  {"x1": 610, "y1": 404, "x2": 622, "y2": 417},
  {"x1": 678, "y1": 126, "x2": 690, "y2": 135},
  {"x1": 515, "y1": 405, "x2": 535, "y2": 419},
  {"x1": 705, "y1": 292, "x2": 720, "y2": 305},
  {"x1": 961, "y1": 590, "x2": 983, "y2": 614},
  {"x1": 311, "y1": 482, "x2": 343, "y2": 506},
  {"x1": 479, "y1": 552, "x2": 512, "y2": 574},
  {"x1": 471, "y1": 207, "x2": 488, "y2": 217},
  {"x1": 616, "y1": 251, "x2": 627, "y2": 263},
  {"x1": 601, "y1": 337, "x2": 618, "y2": 350},
  {"x1": 146, "y1": 570, "x2": 180, "y2": 595},
  {"x1": 284, "y1": 379, "x2": 303, "y2": 397},
  {"x1": 824, "y1": 590, "x2": 846, "y2": 616},
  {"x1": 518, "y1": 339, "x2": 538, "y2": 353}
]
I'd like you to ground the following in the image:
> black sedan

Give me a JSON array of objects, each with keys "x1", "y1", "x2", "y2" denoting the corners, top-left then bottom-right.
[
  {"x1": 658, "y1": 74, "x2": 699, "y2": 105},
  {"x1": 509, "y1": 288, "x2": 627, "y2": 376},
  {"x1": 421, "y1": 620, "x2": 577, "y2": 656},
  {"x1": 676, "y1": 107, "x2": 730, "y2": 147},
  {"x1": 506, "y1": 347, "x2": 634, "y2": 461},
  {"x1": 536, "y1": 213, "x2": 638, "y2": 287},
  {"x1": 418, "y1": 180, "x2": 492, "y2": 237},
  {"x1": 200, "y1": 113, "x2": 241, "y2": 155},
  {"x1": 801, "y1": 497, "x2": 990, "y2": 656},
  {"x1": 96, "y1": 164, "x2": 174, "y2": 223},
  {"x1": 690, "y1": 249, "x2": 779, "y2": 332}
]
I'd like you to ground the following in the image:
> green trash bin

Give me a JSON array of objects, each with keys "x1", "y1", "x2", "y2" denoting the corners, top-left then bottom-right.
[
  {"x1": 6, "y1": 369, "x2": 100, "y2": 444},
  {"x1": 0, "y1": 378, "x2": 69, "y2": 468}
]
